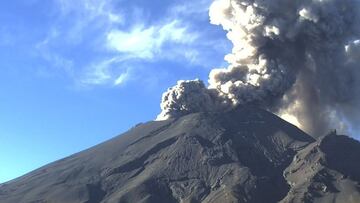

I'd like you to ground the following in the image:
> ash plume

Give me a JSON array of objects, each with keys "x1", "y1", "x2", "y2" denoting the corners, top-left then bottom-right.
[
  {"x1": 158, "y1": 0, "x2": 360, "y2": 137},
  {"x1": 156, "y1": 80, "x2": 219, "y2": 120}
]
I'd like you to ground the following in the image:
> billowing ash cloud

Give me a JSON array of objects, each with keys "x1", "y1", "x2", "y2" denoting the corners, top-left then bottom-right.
[
  {"x1": 156, "y1": 80, "x2": 224, "y2": 120},
  {"x1": 158, "y1": 0, "x2": 360, "y2": 137}
]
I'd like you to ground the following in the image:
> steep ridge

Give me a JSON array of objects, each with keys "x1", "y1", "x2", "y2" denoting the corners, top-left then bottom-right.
[
  {"x1": 0, "y1": 106, "x2": 359, "y2": 203},
  {"x1": 281, "y1": 132, "x2": 360, "y2": 203}
]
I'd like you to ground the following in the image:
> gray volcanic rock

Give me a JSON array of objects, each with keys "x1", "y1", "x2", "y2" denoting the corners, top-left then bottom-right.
[
  {"x1": 282, "y1": 133, "x2": 360, "y2": 203},
  {"x1": 0, "y1": 106, "x2": 359, "y2": 203}
]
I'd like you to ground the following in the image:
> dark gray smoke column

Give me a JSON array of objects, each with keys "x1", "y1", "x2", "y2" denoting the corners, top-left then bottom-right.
[
  {"x1": 158, "y1": 0, "x2": 360, "y2": 137},
  {"x1": 157, "y1": 80, "x2": 221, "y2": 120}
]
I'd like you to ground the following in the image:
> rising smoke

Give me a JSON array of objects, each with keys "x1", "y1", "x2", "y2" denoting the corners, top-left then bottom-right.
[{"x1": 157, "y1": 0, "x2": 360, "y2": 137}]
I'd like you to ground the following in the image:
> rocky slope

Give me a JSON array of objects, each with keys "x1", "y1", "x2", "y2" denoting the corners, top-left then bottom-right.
[
  {"x1": 0, "y1": 106, "x2": 359, "y2": 203},
  {"x1": 281, "y1": 132, "x2": 360, "y2": 203}
]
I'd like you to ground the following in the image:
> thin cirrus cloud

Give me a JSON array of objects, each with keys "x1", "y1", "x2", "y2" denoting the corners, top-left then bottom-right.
[
  {"x1": 36, "y1": 0, "x2": 224, "y2": 88},
  {"x1": 114, "y1": 71, "x2": 130, "y2": 86},
  {"x1": 56, "y1": 0, "x2": 123, "y2": 26},
  {"x1": 80, "y1": 57, "x2": 131, "y2": 87},
  {"x1": 81, "y1": 20, "x2": 200, "y2": 87},
  {"x1": 35, "y1": 0, "x2": 123, "y2": 81},
  {"x1": 106, "y1": 20, "x2": 198, "y2": 60}
]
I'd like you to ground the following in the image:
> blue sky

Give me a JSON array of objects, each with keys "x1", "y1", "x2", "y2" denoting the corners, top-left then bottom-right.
[{"x1": 0, "y1": 0, "x2": 231, "y2": 183}]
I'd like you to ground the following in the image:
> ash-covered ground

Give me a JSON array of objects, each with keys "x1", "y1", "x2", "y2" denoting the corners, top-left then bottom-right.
[{"x1": 1, "y1": 106, "x2": 359, "y2": 203}]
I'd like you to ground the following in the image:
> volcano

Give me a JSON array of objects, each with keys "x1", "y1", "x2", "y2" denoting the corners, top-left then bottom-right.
[{"x1": 0, "y1": 106, "x2": 359, "y2": 203}]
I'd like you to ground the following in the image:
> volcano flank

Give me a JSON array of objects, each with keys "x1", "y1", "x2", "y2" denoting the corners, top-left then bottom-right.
[{"x1": 1, "y1": 106, "x2": 359, "y2": 203}]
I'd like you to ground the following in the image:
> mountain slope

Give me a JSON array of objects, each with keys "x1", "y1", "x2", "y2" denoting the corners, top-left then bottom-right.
[
  {"x1": 282, "y1": 133, "x2": 360, "y2": 203},
  {"x1": 0, "y1": 106, "x2": 359, "y2": 203}
]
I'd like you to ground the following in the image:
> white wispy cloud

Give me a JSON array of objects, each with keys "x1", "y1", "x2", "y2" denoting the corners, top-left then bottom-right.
[
  {"x1": 79, "y1": 56, "x2": 132, "y2": 87},
  {"x1": 80, "y1": 57, "x2": 119, "y2": 85},
  {"x1": 56, "y1": 0, "x2": 123, "y2": 45},
  {"x1": 170, "y1": 0, "x2": 212, "y2": 17},
  {"x1": 35, "y1": 0, "x2": 228, "y2": 88},
  {"x1": 79, "y1": 19, "x2": 201, "y2": 86},
  {"x1": 106, "y1": 20, "x2": 198, "y2": 59},
  {"x1": 36, "y1": 0, "x2": 124, "y2": 84},
  {"x1": 114, "y1": 71, "x2": 130, "y2": 86},
  {"x1": 56, "y1": 0, "x2": 123, "y2": 25},
  {"x1": 35, "y1": 29, "x2": 75, "y2": 77}
]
